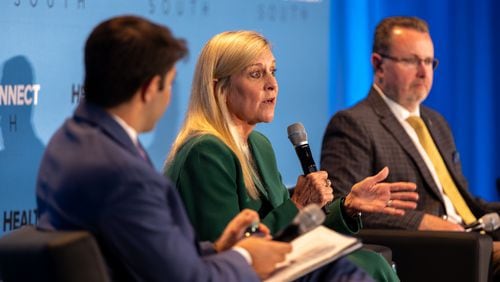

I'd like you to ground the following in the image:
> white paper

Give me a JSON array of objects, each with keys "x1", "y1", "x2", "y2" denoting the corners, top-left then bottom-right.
[{"x1": 264, "y1": 226, "x2": 362, "y2": 282}]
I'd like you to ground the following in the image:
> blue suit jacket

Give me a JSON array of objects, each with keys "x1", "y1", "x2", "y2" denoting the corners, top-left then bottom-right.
[{"x1": 36, "y1": 101, "x2": 258, "y2": 281}]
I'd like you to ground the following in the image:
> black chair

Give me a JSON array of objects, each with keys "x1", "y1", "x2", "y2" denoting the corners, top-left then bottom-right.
[
  {"x1": 357, "y1": 229, "x2": 493, "y2": 282},
  {"x1": 0, "y1": 226, "x2": 109, "y2": 282}
]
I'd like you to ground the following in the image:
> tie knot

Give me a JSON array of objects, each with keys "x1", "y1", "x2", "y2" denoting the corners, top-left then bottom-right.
[{"x1": 406, "y1": 116, "x2": 425, "y2": 131}]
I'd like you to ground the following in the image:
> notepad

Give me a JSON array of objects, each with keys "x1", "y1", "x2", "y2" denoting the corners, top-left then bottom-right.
[{"x1": 264, "y1": 226, "x2": 362, "y2": 282}]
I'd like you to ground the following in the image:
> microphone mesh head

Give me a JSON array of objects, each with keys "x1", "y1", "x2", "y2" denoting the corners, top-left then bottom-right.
[
  {"x1": 287, "y1": 122, "x2": 308, "y2": 146},
  {"x1": 481, "y1": 213, "x2": 500, "y2": 232},
  {"x1": 294, "y1": 204, "x2": 325, "y2": 234}
]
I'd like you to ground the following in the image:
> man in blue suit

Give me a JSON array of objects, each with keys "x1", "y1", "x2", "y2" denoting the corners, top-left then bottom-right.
[
  {"x1": 35, "y1": 15, "x2": 293, "y2": 281},
  {"x1": 36, "y1": 15, "x2": 371, "y2": 281}
]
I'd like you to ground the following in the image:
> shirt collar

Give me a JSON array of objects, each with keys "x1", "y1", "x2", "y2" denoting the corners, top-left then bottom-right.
[
  {"x1": 373, "y1": 83, "x2": 420, "y2": 121},
  {"x1": 110, "y1": 114, "x2": 140, "y2": 147}
]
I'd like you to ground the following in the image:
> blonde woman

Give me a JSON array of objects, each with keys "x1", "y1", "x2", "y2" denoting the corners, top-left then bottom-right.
[{"x1": 165, "y1": 31, "x2": 418, "y2": 282}]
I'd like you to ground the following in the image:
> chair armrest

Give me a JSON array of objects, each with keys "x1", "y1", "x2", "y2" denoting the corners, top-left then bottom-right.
[{"x1": 357, "y1": 229, "x2": 492, "y2": 282}]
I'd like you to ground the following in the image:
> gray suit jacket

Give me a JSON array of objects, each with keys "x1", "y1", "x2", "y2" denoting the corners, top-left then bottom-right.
[{"x1": 320, "y1": 87, "x2": 500, "y2": 231}]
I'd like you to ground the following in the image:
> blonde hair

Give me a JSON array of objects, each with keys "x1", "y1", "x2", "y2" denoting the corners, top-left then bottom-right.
[{"x1": 167, "y1": 31, "x2": 271, "y2": 199}]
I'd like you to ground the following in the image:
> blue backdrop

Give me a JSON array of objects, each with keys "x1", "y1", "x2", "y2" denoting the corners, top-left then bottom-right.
[
  {"x1": 0, "y1": 0, "x2": 330, "y2": 236},
  {"x1": 1, "y1": 0, "x2": 498, "y2": 236},
  {"x1": 330, "y1": 0, "x2": 500, "y2": 204}
]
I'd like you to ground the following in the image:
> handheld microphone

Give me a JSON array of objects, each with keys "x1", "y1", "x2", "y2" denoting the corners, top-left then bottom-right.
[
  {"x1": 465, "y1": 212, "x2": 500, "y2": 232},
  {"x1": 287, "y1": 122, "x2": 332, "y2": 214},
  {"x1": 274, "y1": 204, "x2": 325, "y2": 242},
  {"x1": 287, "y1": 122, "x2": 317, "y2": 174}
]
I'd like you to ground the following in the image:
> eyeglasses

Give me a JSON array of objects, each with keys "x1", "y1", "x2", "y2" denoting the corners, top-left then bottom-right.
[{"x1": 378, "y1": 53, "x2": 439, "y2": 70}]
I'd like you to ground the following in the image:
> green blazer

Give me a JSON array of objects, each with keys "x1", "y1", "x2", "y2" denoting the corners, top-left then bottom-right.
[
  {"x1": 166, "y1": 131, "x2": 358, "y2": 241},
  {"x1": 166, "y1": 131, "x2": 398, "y2": 282}
]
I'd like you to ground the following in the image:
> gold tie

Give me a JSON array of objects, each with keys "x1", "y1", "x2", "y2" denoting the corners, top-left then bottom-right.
[{"x1": 406, "y1": 116, "x2": 476, "y2": 224}]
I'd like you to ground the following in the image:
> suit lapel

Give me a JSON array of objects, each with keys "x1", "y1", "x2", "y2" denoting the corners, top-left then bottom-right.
[
  {"x1": 367, "y1": 89, "x2": 444, "y2": 201},
  {"x1": 249, "y1": 133, "x2": 288, "y2": 204},
  {"x1": 74, "y1": 101, "x2": 149, "y2": 163},
  {"x1": 247, "y1": 143, "x2": 269, "y2": 199}
]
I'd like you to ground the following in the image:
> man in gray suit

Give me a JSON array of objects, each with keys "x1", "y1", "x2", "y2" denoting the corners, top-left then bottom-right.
[{"x1": 320, "y1": 16, "x2": 500, "y2": 275}]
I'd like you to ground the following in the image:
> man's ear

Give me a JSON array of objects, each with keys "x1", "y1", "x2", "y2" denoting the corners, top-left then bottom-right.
[
  {"x1": 371, "y1": 53, "x2": 383, "y2": 72},
  {"x1": 140, "y1": 75, "x2": 162, "y2": 103}
]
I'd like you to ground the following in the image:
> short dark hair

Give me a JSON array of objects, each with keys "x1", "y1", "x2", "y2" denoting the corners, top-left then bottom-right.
[
  {"x1": 84, "y1": 15, "x2": 187, "y2": 108},
  {"x1": 373, "y1": 16, "x2": 429, "y2": 55}
]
